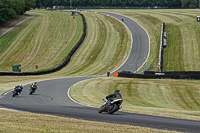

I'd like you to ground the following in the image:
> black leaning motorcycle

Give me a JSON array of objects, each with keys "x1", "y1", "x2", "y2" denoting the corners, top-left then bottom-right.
[
  {"x1": 98, "y1": 98, "x2": 123, "y2": 114},
  {"x1": 29, "y1": 86, "x2": 37, "y2": 95}
]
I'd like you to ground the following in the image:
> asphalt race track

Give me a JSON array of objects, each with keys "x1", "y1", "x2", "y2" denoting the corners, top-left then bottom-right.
[
  {"x1": 96, "y1": 11, "x2": 150, "y2": 73},
  {"x1": 1, "y1": 12, "x2": 200, "y2": 132}
]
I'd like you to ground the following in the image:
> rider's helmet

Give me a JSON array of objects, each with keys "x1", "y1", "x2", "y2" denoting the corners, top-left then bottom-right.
[
  {"x1": 115, "y1": 90, "x2": 120, "y2": 93},
  {"x1": 19, "y1": 84, "x2": 22, "y2": 89},
  {"x1": 33, "y1": 82, "x2": 36, "y2": 85}
]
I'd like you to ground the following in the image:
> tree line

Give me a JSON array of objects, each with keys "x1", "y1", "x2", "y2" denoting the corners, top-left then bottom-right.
[
  {"x1": 0, "y1": 0, "x2": 35, "y2": 25},
  {"x1": 35, "y1": 0, "x2": 199, "y2": 8}
]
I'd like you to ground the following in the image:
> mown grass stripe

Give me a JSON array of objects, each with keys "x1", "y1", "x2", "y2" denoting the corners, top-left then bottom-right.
[
  {"x1": 186, "y1": 87, "x2": 200, "y2": 109},
  {"x1": 174, "y1": 86, "x2": 194, "y2": 110},
  {"x1": 98, "y1": 9, "x2": 200, "y2": 72},
  {"x1": 67, "y1": 15, "x2": 106, "y2": 75},
  {"x1": 53, "y1": 12, "x2": 131, "y2": 76},
  {"x1": 0, "y1": 10, "x2": 80, "y2": 72},
  {"x1": 164, "y1": 24, "x2": 184, "y2": 71},
  {"x1": 70, "y1": 77, "x2": 200, "y2": 120}
]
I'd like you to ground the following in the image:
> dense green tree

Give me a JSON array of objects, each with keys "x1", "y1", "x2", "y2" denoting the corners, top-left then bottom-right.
[
  {"x1": 34, "y1": 0, "x2": 187, "y2": 8},
  {"x1": 0, "y1": 0, "x2": 35, "y2": 24},
  {"x1": 181, "y1": 0, "x2": 197, "y2": 8},
  {"x1": 24, "y1": 0, "x2": 35, "y2": 12}
]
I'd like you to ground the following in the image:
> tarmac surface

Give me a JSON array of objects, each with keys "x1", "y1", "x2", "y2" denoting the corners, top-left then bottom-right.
[{"x1": 0, "y1": 11, "x2": 200, "y2": 132}]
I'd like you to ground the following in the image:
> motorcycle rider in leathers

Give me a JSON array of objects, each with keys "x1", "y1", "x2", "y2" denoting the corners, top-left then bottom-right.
[
  {"x1": 30, "y1": 82, "x2": 37, "y2": 90},
  {"x1": 105, "y1": 90, "x2": 122, "y2": 106},
  {"x1": 14, "y1": 84, "x2": 23, "y2": 94}
]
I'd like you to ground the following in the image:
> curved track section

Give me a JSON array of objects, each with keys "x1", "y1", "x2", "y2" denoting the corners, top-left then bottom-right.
[
  {"x1": 99, "y1": 11, "x2": 150, "y2": 73},
  {"x1": 1, "y1": 12, "x2": 200, "y2": 132}
]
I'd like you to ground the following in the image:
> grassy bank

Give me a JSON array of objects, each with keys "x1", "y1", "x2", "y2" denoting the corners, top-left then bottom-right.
[
  {"x1": 0, "y1": 110, "x2": 178, "y2": 133},
  {"x1": 1, "y1": 9, "x2": 200, "y2": 133},
  {"x1": 0, "y1": 10, "x2": 82, "y2": 72},
  {"x1": 95, "y1": 9, "x2": 200, "y2": 71},
  {"x1": 2, "y1": 10, "x2": 199, "y2": 75},
  {"x1": 0, "y1": 11, "x2": 131, "y2": 93},
  {"x1": 70, "y1": 77, "x2": 200, "y2": 121},
  {"x1": 50, "y1": 12, "x2": 131, "y2": 76},
  {"x1": 0, "y1": 10, "x2": 131, "y2": 76}
]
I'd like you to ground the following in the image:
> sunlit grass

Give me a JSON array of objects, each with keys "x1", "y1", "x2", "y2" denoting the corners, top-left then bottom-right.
[
  {"x1": 0, "y1": 110, "x2": 177, "y2": 133},
  {"x1": 0, "y1": 10, "x2": 82, "y2": 72},
  {"x1": 48, "y1": 12, "x2": 131, "y2": 76},
  {"x1": 70, "y1": 77, "x2": 200, "y2": 120},
  {"x1": 1, "y1": 9, "x2": 200, "y2": 133},
  {"x1": 93, "y1": 9, "x2": 200, "y2": 71}
]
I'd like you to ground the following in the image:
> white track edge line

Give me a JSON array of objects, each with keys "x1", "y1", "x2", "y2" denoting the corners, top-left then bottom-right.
[{"x1": 67, "y1": 11, "x2": 150, "y2": 109}]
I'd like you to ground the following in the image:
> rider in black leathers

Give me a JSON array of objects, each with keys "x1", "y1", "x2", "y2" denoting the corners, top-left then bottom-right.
[
  {"x1": 30, "y1": 82, "x2": 37, "y2": 90},
  {"x1": 105, "y1": 90, "x2": 122, "y2": 106}
]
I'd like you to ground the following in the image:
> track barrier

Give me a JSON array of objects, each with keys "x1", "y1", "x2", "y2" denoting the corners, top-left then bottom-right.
[{"x1": 116, "y1": 71, "x2": 200, "y2": 80}]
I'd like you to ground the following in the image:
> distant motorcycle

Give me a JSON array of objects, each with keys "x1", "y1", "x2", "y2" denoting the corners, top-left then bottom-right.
[
  {"x1": 12, "y1": 88, "x2": 21, "y2": 97},
  {"x1": 98, "y1": 98, "x2": 123, "y2": 114},
  {"x1": 29, "y1": 85, "x2": 37, "y2": 95}
]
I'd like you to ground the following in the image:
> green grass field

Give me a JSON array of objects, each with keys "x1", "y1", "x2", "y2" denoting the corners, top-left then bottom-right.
[
  {"x1": 70, "y1": 77, "x2": 200, "y2": 120},
  {"x1": 50, "y1": 11, "x2": 131, "y2": 76},
  {"x1": 0, "y1": 109, "x2": 178, "y2": 133},
  {"x1": 0, "y1": 10, "x2": 83, "y2": 72},
  {"x1": 0, "y1": 9, "x2": 200, "y2": 132},
  {"x1": 0, "y1": 9, "x2": 131, "y2": 95},
  {"x1": 95, "y1": 9, "x2": 200, "y2": 71},
  {"x1": 1, "y1": 9, "x2": 200, "y2": 73}
]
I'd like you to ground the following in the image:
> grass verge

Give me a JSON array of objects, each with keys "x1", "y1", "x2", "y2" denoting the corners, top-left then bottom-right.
[
  {"x1": 1, "y1": 9, "x2": 200, "y2": 132},
  {"x1": 0, "y1": 109, "x2": 179, "y2": 133},
  {"x1": 93, "y1": 9, "x2": 200, "y2": 71},
  {"x1": 70, "y1": 77, "x2": 200, "y2": 121},
  {"x1": 0, "y1": 10, "x2": 82, "y2": 72},
  {"x1": 48, "y1": 12, "x2": 131, "y2": 76}
]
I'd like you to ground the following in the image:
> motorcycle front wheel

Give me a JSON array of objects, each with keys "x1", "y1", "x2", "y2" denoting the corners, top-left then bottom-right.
[
  {"x1": 108, "y1": 104, "x2": 118, "y2": 114},
  {"x1": 98, "y1": 105, "x2": 105, "y2": 113},
  {"x1": 30, "y1": 90, "x2": 35, "y2": 95},
  {"x1": 12, "y1": 91, "x2": 17, "y2": 97}
]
